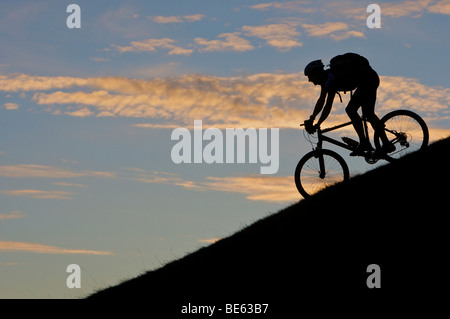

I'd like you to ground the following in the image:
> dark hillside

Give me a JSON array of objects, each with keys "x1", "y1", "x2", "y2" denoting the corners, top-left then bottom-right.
[{"x1": 87, "y1": 137, "x2": 450, "y2": 316}]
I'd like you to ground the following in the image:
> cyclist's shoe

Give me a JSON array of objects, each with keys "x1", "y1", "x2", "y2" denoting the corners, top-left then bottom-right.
[
  {"x1": 375, "y1": 142, "x2": 396, "y2": 157},
  {"x1": 349, "y1": 142, "x2": 372, "y2": 157},
  {"x1": 382, "y1": 142, "x2": 396, "y2": 154}
]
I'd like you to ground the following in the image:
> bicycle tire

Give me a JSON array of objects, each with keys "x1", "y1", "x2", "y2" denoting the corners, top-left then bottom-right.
[
  {"x1": 373, "y1": 110, "x2": 429, "y2": 162},
  {"x1": 294, "y1": 149, "x2": 350, "y2": 199}
]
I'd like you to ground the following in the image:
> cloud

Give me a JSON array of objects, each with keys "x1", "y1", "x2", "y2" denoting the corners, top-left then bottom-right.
[
  {"x1": 250, "y1": 1, "x2": 318, "y2": 14},
  {"x1": 383, "y1": 0, "x2": 435, "y2": 17},
  {"x1": 65, "y1": 107, "x2": 94, "y2": 117},
  {"x1": 0, "y1": 210, "x2": 26, "y2": 220},
  {"x1": 184, "y1": 14, "x2": 206, "y2": 22},
  {"x1": 0, "y1": 164, "x2": 116, "y2": 179},
  {"x1": 301, "y1": 22, "x2": 365, "y2": 40},
  {"x1": 28, "y1": 73, "x2": 311, "y2": 128},
  {"x1": 201, "y1": 175, "x2": 300, "y2": 203},
  {"x1": 0, "y1": 240, "x2": 114, "y2": 255},
  {"x1": 250, "y1": 0, "x2": 450, "y2": 22},
  {"x1": 52, "y1": 182, "x2": 85, "y2": 188},
  {"x1": 133, "y1": 123, "x2": 181, "y2": 129},
  {"x1": 89, "y1": 57, "x2": 109, "y2": 63},
  {"x1": 195, "y1": 32, "x2": 254, "y2": 52},
  {"x1": 428, "y1": 0, "x2": 450, "y2": 14},
  {"x1": 3, "y1": 102, "x2": 18, "y2": 110},
  {"x1": 0, "y1": 189, "x2": 73, "y2": 199},
  {"x1": 377, "y1": 76, "x2": 450, "y2": 114},
  {"x1": 198, "y1": 238, "x2": 222, "y2": 244},
  {"x1": 0, "y1": 74, "x2": 88, "y2": 92},
  {"x1": 149, "y1": 14, "x2": 205, "y2": 23},
  {"x1": 1, "y1": 262, "x2": 20, "y2": 266},
  {"x1": 331, "y1": 0, "x2": 450, "y2": 18},
  {"x1": 150, "y1": 16, "x2": 183, "y2": 23},
  {"x1": 123, "y1": 168, "x2": 204, "y2": 190},
  {"x1": 0, "y1": 163, "x2": 114, "y2": 201},
  {"x1": 2, "y1": 73, "x2": 449, "y2": 137},
  {"x1": 242, "y1": 24, "x2": 302, "y2": 51},
  {"x1": 112, "y1": 38, "x2": 193, "y2": 55},
  {"x1": 125, "y1": 168, "x2": 299, "y2": 203}
]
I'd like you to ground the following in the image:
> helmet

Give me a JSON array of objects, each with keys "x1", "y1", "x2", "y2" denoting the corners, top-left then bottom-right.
[{"x1": 304, "y1": 60, "x2": 324, "y2": 77}]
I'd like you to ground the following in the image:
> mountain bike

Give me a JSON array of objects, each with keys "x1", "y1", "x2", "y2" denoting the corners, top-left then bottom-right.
[{"x1": 294, "y1": 110, "x2": 429, "y2": 198}]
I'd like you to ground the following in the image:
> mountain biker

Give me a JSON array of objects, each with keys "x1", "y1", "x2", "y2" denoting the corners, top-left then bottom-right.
[{"x1": 303, "y1": 53, "x2": 395, "y2": 156}]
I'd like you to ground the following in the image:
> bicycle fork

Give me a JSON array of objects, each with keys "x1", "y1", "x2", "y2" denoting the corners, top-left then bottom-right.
[
  {"x1": 313, "y1": 132, "x2": 327, "y2": 179},
  {"x1": 313, "y1": 146, "x2": 327, "y2": 179},
  {"x1": 318, "y1": 152, "x2": 326, "y2": 179}
]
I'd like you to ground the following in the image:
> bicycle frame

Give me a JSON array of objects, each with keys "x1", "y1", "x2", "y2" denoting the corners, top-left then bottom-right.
[
  {"x1": 316, "y1": 119, "x2": 371, "y2": 152},
  {"x1": 313, "y1": 119, "x2": 373, "y2": 176}
]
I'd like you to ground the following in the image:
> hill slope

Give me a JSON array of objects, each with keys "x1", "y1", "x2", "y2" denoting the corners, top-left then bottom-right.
[{"x1": 88, "y1": 137, "x2": 450, "y2": 315}]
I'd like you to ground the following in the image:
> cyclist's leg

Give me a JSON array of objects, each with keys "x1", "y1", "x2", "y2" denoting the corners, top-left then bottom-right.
[
  {"x1": 359, "y1": 73, "x2": 395, "y2": 152},
  {"x1": 345, "y1": 90, "x2": 369, "y2": 148}
]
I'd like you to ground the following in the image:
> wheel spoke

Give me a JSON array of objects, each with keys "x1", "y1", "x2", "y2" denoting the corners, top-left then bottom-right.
[
  {"x1": 296, "y1": 152, "x2": 348, "y2": 197},
  {"x1": 374, "y1": 110, "x2": 429, "y2": 162},
  {"x1": 384, "y1": 115, "x2": 426, "y2": 158}
]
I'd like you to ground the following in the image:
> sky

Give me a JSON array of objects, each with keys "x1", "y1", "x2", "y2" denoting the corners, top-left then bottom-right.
[{"x1": 1, "y1": 0, "x2": 449, "y2": 299}]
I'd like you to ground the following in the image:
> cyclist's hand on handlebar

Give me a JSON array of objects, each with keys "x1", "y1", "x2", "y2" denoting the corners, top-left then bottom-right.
[{"x1": 303, "y1": 119, "x2": 317, "y2": 134}]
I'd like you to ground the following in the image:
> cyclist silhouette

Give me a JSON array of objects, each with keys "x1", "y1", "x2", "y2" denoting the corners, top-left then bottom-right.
[{"x1": 303, "y1": 53, "x2": 395, "y2": 156}]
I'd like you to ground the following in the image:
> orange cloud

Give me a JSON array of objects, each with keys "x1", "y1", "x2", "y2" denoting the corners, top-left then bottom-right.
[
  {"x1": 198, "y1": 238, "x2": 222, "y2": 244},
  {"x1": 150, "y1": 16, "x2": 183, "y2": 23},
  {"x1": 0, "y1": 210, "x2": 26, "y2": 220},
  {"x1": 112, "y1": 38, "x2": 193, "y2": 55},
  {"x1": 201, "y1": 175, "x2": 300, "y2": 203},
  {"x1": 301, "y1": 22, "x2": 365, "y2": 40},
  {"x1": 251, "y1": 0, "x2": 450, "y2": 18},
  {"x1": 0, "y1": 189, "x2": 73, "y2": 199},
  {"x1": 3, "y1": 102, "x2": 18, "y2": 110},
  {"x1": 242, "y1": 24, "x2": 303, "y2": 51},
  {"x1": 377, "y1": 76, "x2": 450, "y2": 114},
  {"x1": 149, "y1": 14, "x2": 205, "y2": 23},
  {"x1": 1, "y1": 73, "x2": 449, "y2": 137},
  {"x1": 52, "y1": 182, "x2": 85, "y2": 188},
  {"x1": 195, "y1": 32, "x2": 254, "y2": 52},
  {"x1": 0, "y1": 164, "x2": 116, "y2": 179},
  {"x1": 126, "y1": 168, "x2": 300, "y2": 203},
  {"x1": 428, "y1": 0, "x2": 450, "y2": 14},
  {"x1": 28, "y1": 73, "x2": 312, "y2": 128},
  {"x1": 0, "y1": 240, "x2": 114, "y2": 255},
  {"x1": 0, "y1": 74, "x2": 88, "y2": 92},
  {"x1": 383, "y1": 0, "x2": 434, "y2": 17}
]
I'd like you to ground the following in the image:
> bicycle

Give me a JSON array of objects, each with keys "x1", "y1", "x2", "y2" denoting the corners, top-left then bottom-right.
[{"x1": 294, "y1": 109, "x2": 429, "y2": 198}]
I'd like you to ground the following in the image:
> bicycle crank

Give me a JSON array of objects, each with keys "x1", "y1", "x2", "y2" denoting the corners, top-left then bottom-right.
[{"x1": 364, "y1": 150, "x2": 378, "y2": 164}]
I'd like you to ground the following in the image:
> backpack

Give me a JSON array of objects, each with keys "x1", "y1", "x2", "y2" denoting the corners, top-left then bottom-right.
[
  {"x1": 330, "y1": 53, "x2": 369, "y2": 74},
  {"x1": 329, "y1": 53, "x2": 370, "y2": 93}
]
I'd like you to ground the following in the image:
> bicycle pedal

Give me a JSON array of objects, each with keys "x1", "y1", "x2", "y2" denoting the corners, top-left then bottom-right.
[{"x1": 342, "y1": 137, "x2": 359, "y2": 149}]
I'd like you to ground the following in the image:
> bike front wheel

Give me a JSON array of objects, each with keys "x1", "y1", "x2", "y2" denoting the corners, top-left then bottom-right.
[
  {"x1": 294, "y1": 149, "x2": 350, "y2": 199},
  {"x1": 374, "y1": 110, "x2": 429, "y2": 162}
]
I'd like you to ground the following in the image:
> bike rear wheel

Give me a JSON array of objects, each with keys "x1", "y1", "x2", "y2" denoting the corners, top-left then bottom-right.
[
  {"x1": 294, "y1": 149, "x2": 349, "y2": 199},
  {"x1": 374, "y1": 110, "x2": 429, "y2": 162}
]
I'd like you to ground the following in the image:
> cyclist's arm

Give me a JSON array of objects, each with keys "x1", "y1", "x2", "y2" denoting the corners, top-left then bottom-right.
[
  {"x1": 310, "y1": 86, "x2": 327, "y2": 121},
  {"x1": 316, "y1": 90, "x2": 335, "y2": 127}
]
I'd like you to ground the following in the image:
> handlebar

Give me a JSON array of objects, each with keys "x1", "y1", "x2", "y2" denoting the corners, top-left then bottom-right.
[{"x1": 301, "y1": 121, "x2": 321, "y2": 135}]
